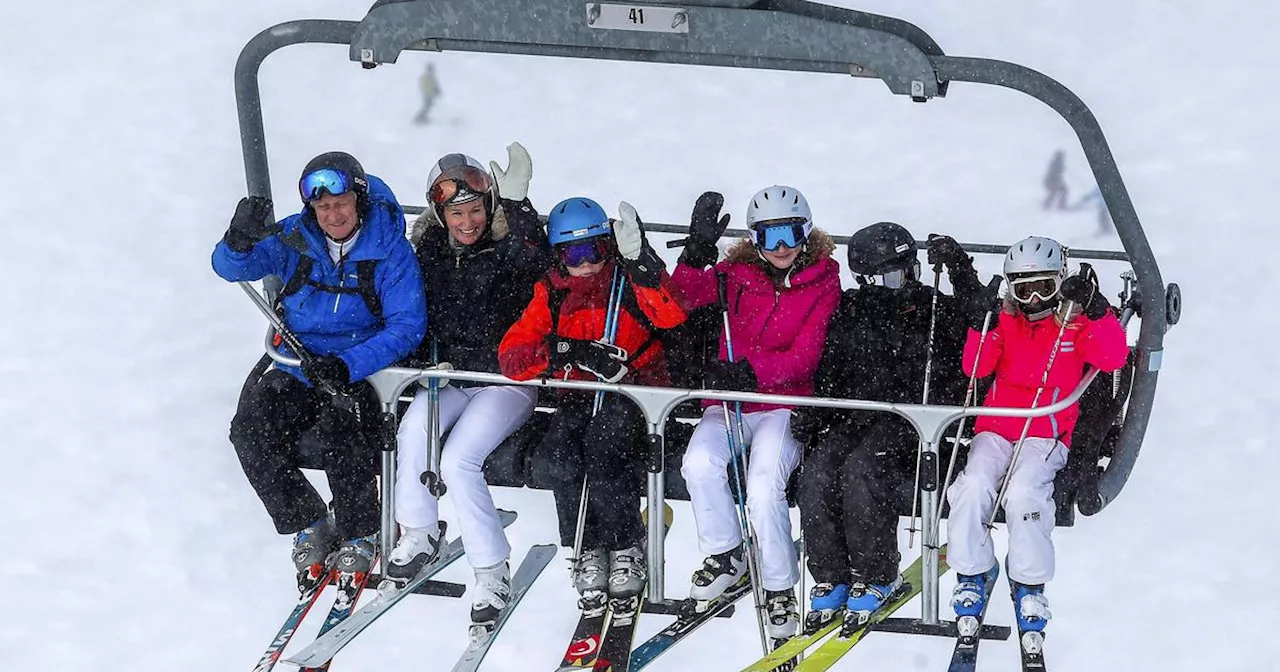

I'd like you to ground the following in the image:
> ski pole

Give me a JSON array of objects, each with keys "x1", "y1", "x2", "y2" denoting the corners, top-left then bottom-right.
[
  {"x1": 717, "y1": 272, "x2": 770, "y2": 655},
  {"x1": 573, "y1": 265, "x2": 625, "y2": 573},
  {"x1": 238, "y1": 281, "x2": 358, "y2": 417},
  {"x1": 906, "y1": 263, "x2": 943, "y2": 549},
  {"x1": 986, "y1": 299, "x2": 1075, "y2": 529},
  {"x1": 934, "y1": 308, "x2": 995, "y2": 532},
  {"x1": 419, "y1": 337, "x2": 448, "y2": 497}
]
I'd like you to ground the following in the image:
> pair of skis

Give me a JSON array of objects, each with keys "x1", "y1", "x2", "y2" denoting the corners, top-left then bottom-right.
[
  {"x1": 947, "y1": 577, "x2": 1049, "y2": 672},
  {"x1": 252, "y1": 557, "x2": 377, "y2": 672},
  {"x1": 738, "y1": 547, "x2": 946, "y2": 672},
  {"x1": 260, "y1": 511, "x2": 517, "y2": 671},
  {"x1": 555, "y1": 587, "x2": 646, "y2": 672}
]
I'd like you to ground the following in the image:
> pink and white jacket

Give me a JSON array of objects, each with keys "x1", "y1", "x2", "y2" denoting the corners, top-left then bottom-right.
[
  {"x1": 964, "y1": 307, "x2": 1129, "y2": 447},
  {"x1": 672, "y1": 233, "x2": 842, "y2": 413}
]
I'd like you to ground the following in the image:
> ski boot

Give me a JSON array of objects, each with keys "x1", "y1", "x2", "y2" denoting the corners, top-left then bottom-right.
[
  {"x1": 1011, "y1": 581, "x2": 1051, "y2": 655},
  {"x1": 385, "y1": 523, "x2": 444, "y2": 586},
  {"x1": 573, "y1": 547, "x2": 609, "y2": 611},
  {"x1": 764, "y1": 587, "x2": 800, "y2": 640},
  {"x1": 805, "y1": 582, "x2": 849, "y2": 633},
  {"x1": 952, "y1": 565, "x2": 1000, "y2": 644},
  {"x1": 333, "y1": 534, "x2": 378, "y2": 574},
  {"x1": 291, "y1": 514, "x2": 339, "y2": 591},
  {"x1": 689, "y1": 544, "x2": 747, "y2": 604},
  {"x1": 608, "y1": 545, "x2": 647, "y2": 600},
  {"x1": 468, "y1": 561, "x2": 512, "y2": 646},
  {"x1": 846, "y1": 576, "x2": 903, "y2": 617}
]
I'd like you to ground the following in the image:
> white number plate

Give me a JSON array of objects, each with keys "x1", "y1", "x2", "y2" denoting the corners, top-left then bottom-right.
[{"x1": 586, "y1": 3, "x2": 689, "y2": 34}]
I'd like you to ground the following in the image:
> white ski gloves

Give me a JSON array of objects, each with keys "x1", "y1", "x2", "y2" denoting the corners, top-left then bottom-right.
[
  {"x1": 614, "y1": 201, "x2": 644, "y2": 261},
  {"x1": 490, "y1": 141, "x2": 533, "y2": 202}
]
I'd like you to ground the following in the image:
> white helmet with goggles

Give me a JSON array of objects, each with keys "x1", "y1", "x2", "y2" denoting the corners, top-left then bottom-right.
[
  {"x1": 1004, "y1": 236, "x2": 1068, "y2": 305},
  {"x1": 745, "y1": 185, "x2": 813, "y2": 251}
]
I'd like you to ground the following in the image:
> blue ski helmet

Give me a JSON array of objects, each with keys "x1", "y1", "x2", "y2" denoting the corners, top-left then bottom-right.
[{"x1": 547, "y1": 197, "x2": 612, "y2": 246}]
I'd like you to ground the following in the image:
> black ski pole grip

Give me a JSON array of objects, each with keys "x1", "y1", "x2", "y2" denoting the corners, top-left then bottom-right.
[
  {"x1": 665, "y1": 237, "x2": 689, "y2": 249},
  {"x1": 716, "y1": 271, "x2": 729, "y2": 310}
]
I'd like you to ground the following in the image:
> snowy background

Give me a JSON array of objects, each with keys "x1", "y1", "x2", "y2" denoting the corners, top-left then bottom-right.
[{"x1": 3, "y1": 0, "x2": 1274, "y2": 670}]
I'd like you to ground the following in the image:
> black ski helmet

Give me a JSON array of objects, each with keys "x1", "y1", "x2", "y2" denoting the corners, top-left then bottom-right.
[
  {"x1": 846, "y1": 221, "x2": 918, "y2": 276},
  {"x1": 299, "y1": 151, "x2": 370, "y2": 218}
]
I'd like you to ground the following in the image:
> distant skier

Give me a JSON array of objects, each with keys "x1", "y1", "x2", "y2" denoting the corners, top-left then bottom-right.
[
  {"x1": 789, "y1": 225, "x2": 983, "y2": 629},
  {"x1": 946, "y1": 237, "x2": 1127, "y2": 649},
  {"x1": 1070, "y1": 185, "x2": 1113, "y2": 236},
  {"x1": 388, "y1": 143, "x2": 551, "y2": 642},
  {"x1": 211, "y1": 152, "x2": 426, "y2": 587},
  {"x1": 498, "y1": 197, "x2": 686, "y2": 606},
  {"x1": 1042, "y1": 150, "x2": 1068, "y2": 210},
  {"x1": 670, "y1": 187, "x2": 841, "y2": 643},
  {"x1": 413, "y1": 63, "x2": 441, "y2": 125}
]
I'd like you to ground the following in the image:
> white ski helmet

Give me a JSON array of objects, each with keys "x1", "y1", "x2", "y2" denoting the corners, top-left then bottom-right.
[{"x1": 745, "y1": 185, "x2": 813, "y2": 249}]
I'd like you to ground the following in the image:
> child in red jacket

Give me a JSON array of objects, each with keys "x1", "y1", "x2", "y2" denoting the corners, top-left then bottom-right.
[
  {"x1": 499, "y1": 197, "x2": 685, "y2": 606},
  {"x1": 946, "y1": 236, "x2": 1128, "y2": 645}
]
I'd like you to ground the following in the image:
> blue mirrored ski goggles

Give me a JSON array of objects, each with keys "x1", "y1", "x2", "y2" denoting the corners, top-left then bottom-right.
[
  {"x1": 557, "y1": 238, "x2": 610, "y2": 267},
  {"x1": 753, "y1": 220, "x2": 808, "y2": 251},
  {"x1": 299, "y1": 168, "x2": 355, "y2": 202}
]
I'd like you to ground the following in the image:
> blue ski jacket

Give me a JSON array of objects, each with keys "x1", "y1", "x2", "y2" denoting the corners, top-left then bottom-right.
[{"x1": 212, "y1": 175, "x2": 427, "y2": 385}]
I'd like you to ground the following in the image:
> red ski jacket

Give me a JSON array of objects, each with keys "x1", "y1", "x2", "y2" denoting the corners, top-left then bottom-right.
[{"x1": 499, "y1": 260, "x2": 686, "y2": 386}]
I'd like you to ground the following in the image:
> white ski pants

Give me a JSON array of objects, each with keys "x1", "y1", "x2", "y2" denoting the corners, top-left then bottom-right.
[
  {"x1": 946, "y1": 432, "x2": 1068, "y2": 585},
  {"x1": 395, "y1": 384, "x2": 537, "y2": 569},
  {"x1": 682, "y1": 407, "x2": 801, "y2": 591}
]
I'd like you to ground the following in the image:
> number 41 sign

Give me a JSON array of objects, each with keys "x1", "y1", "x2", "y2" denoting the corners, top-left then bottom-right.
[{"x1": 586, "y1": 3, "x2": 690, "y2": 34}]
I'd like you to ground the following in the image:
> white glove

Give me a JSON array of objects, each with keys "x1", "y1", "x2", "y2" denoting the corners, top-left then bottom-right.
[
  {"x1": 489, "y1": 142, "x2": 532, "y2": 202},
  {"x1": 615, "y1": 201, "x2": 644, "y2": 261}
]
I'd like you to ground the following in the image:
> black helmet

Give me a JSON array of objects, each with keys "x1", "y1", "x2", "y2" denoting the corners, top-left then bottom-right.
[
  {"x1": 847, "y1": 221, "x2": 918, "y2": 275},
  {"x1": 299, "y1": 151, "x2": 370, "y2": 217}
]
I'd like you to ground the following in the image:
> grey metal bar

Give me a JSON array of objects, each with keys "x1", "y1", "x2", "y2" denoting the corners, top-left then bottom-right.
[
  {"x1": 350, "y1": 0, "x2": 942, "y2": 98},
  {"x1": 399, "y1": 205, "x2": 1130, "y2": 262},
  {"x1": 931, "y1": 56, "x2": 1166, "y2": 514}
]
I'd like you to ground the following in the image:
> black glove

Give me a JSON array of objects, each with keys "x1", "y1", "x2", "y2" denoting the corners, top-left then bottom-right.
[
  {"x1": 789, "y1": 409, "x2": 829, "y2": 446},
  {"x1": 224, "y1": 196, "x2": 276, "y2": 253},
  {"x1": 680, "y1": 191, "x2": 731, "y2": 268},
  {"x1": 963, "y1": 276, "x2": 1004, "y2": 331},
  {"x1": 302, "y1": 354, "x2": 351, "y2": 390},
  {"x1": 547, "y1": 337, "x2": 629, "y2": 383},
  {"x1": 705, "y1": 358, "x2": 757, "y2": 392},
  {"x1": 623, "y1": 244, "x2": 665, "y2": 289},
  {"x1": 926, "y1": 234, "x2": 969, "y2": 269},
  {"x1": 1059, "y1": 263, "x2": 1110, "y2": 320}
]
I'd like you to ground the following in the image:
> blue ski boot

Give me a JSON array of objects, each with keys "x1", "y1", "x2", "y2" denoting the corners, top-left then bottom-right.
[
  {"x1": 951, "y1": 565, "x2": 1000, "y2": 619},
  {"x1": 846, "y1": 576, "x2": 903, "y2": 617},
  {"x1": 804, "y1": 583, "x2": 849, "y2": 632},
  {"x1": 1011, "y1": 582, "x2": 1052, "y2": 632}
]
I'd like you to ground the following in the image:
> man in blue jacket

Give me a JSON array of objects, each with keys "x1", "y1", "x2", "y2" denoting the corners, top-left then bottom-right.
[{"x1": 212, "y1": 152, "x2": 426, "y2": 585}]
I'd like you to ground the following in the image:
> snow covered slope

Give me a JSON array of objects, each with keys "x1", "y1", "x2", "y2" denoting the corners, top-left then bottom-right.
[{"x1": 3, "y1": 1, "x2": 1274, "y2": 670}]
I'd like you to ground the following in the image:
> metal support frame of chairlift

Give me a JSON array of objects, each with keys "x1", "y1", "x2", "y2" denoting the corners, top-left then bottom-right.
[{"x1": 234, "y1": 0, "x2": 1177, "y2": 635}]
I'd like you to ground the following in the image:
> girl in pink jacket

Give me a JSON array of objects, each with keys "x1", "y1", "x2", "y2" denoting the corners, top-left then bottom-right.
[
  {"x1": 946, "y1": 236, "x2": 1128, "y2": 646},
  {"x1": 671, "y1": 187, "x2": 841, "y2": 641}
]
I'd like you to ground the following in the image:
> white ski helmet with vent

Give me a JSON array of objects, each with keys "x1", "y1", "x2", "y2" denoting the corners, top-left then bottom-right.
[
  {"x1": 1003, "y1": 236, "x2": 1067, "y2": 279},
  {"x1": 742, "y1": 184, "x2": 808, "y2": 234}
]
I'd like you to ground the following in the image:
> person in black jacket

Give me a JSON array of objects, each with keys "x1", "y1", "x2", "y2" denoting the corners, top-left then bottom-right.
[
  {"x1": 389, "y1": 143, "x2": 552, "y2": 637},
  {"x1": 791, "y1": 222, "x2": 985, "y2": 626}
]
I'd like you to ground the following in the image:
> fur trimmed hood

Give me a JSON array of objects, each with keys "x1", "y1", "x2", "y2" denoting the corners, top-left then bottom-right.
[
  {"x1": 408, "y1": 202, "x2": 510, "y2": 249},
  {"x1": 723, "y1": 227, "x2": 836, "y2": 283}
]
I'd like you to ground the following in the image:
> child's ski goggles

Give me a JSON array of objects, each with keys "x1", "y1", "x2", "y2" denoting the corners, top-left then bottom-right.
[
  {"x1": 1008, "y1": 273, "x2": 1061, "y2": 304},
  {"x1": 868, "y1": 259, "x2": 921, "y2": 289},
  {"x1": 557, "y1": 238, "x2": 610, "y2": 267},
  {"x1": 299, "y1": 168, "x2": 355, "y2": 202}
]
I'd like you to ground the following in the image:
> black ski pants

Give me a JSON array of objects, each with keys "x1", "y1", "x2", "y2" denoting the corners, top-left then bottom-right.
[
  {"x1": 799, "y1": 415, "x2": 918, "y2": 585},
  {"x1": 531, "y1": 392, "x2": 646, "y2": 551},
  {"x1": 230, "y1": 369, "x2": 382, "y2": 539}
]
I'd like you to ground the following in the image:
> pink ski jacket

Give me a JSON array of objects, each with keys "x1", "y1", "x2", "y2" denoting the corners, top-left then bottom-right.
[
  {"x1": 964, "y1": 308, "x2": 1129, "y2": 447},
  {"x1": 673, "y1": 233, "x2": 842, "y2": 412}
]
